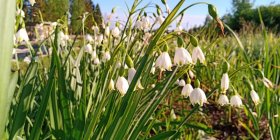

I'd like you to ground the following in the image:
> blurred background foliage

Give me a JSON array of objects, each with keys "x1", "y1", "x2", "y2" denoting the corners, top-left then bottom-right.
[{"x1": 22, "y1": 0, "x2": 103, "y2": 34}]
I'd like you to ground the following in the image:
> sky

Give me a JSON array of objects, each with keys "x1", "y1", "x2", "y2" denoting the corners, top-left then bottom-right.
[{"x1": 94, "y1": 0, "x2": 280, "y2": 29}]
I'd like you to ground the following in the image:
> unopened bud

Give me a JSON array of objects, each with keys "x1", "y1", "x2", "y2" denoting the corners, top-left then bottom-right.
[
  {"x1": 208, "y1": 4, "x2": 218, "y2": 19},
  {"x1": 125, "y1": 55, "x2": 134, "y2": 68},
  {"x1": 222, "y1": 61, "x2": 230, "y2": 73},
  {"x1": 190, "y1": 35, "x2": 198, "y2": 47}
]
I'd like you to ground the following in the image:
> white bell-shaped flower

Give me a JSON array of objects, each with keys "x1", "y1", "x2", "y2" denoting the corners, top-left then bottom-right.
[
  {"x1": 221, "y1": 73, "x2": 229, "y2": 93},
  {"x1": 109, "y1": 79, "x2": 115, "y2": 90},
  {"x1": 135, "y1": 20, "x2": 142, "y2": 29},
  {"x1": 29, "y1": 0, "x2": 36, "y2": 6},
  {"x1": 178, "y1": 79, "x2": 186, "y2": 87},
  {"x1": 174, "y1": 47, "x2": 192, "y2": 65},
  {"x1": 250, "y1": 90, "x2": 260, "y2": 105},
  {"x1": 116, "y1": 76, "x2": 129, "y2": 96},
  {"x1": 217, "y1": 94, "x2": 229, "y2": 106},
  {"x1": 155, "y1": 52, "x2": 172, "y2": 71},
  {"x1": 93, "y1": 57, "x2": 100, "y2": 65},
  {"x1": 192, "y1": 46, "x2": 205, "y2": 64},
  {"x1": 17, "y1": 9, "x2": 25, "y2": 17},
  {"x1": 141, "y1": 16, "x2": 150, "y2": 29},
  {"x1": 102, "y1": 51, "x2": 111, "y2": 62},
  {"x1": 23, "y1": 56, "x2": 31, "y2": 64},
  {"x1": 84, "y1": 44, "x2": 93, "y2": 53},
  {"x1": 181, "y1": 84, "x2": 193, "y2": 98},
  {"x1": 128, "y1": 68, "x2": 143, "y2": 89},
  {"x1": 190, "y1": 88, "x2": 207, "y2": 106},
  {"x1": 112, "y1": 27, "x2": 120, "y2": 38},
  {"x1": 156, "y1": 15, "x2": 164, "y2": 24},
  {"x1": 96, "y1": 34, "x2": 103, "y2": 45},
  {"x1": 85, "y1": 34, "x2": 93, "y2": 42},
  {"x1": 150, "y1": 67, "x2": 156, "y2": 74},
  {"x1": 16, "y1": 28, "x2": 29, "y2": 43},
  {"x1": 105, "y1": 26, "x2": 110, "y2": 36},
  {"x1": 91, "y1": 50, "x2": 97, "y2": 59},
  {"x1": 92, "y1": 25, "x2": 99, "y2": 34},
  {"x1": 230, "y1": 95, "x2": 243, "y2": 107}
]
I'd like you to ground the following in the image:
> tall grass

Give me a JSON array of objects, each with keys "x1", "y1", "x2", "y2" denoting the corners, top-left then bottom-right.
[{"x1": 0, "y1": 0, "x2": 16, "y2": 138}]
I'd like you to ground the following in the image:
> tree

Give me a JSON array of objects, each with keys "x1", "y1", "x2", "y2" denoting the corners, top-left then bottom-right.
[{"x1": 71, "y1": 0, "x2": 86, "y2": 33}]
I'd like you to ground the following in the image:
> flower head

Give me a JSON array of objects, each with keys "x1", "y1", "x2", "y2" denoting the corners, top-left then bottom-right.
[
  {"x1": 181, "y1": 84, "x2": 193, "y2": 98},
  {"x1": 102, "y1": 51, "x2": 111, "y2": 62},
  {"x1": 217, "y1": 94, "x2": 229, "y2": 106},
  {"x1": 84, "y1": 44, "x2": 93, "y2": 53},
  {"x1": 174, "y1": 47, "x2": 192, "y2": 65},
  {"x1": 190, "y1": 88, "x2": 207, "y2": 106},
  {"x1": 155, "y1": 52, "x2": 172, "y2": 71},
  {"x1": 192, "y1": 46, "x2": 205, "y2": 64},
  {"x1": 116, "y1": 76, "x2": 129, "y2": 96},
  {"x1": 250, "y1": 90, "x2": 260, "y2": 105},
  {"x1": 221, "y1": 73, "x2": 229, "y2": 93},
  {"x1": 230, "y1": 95, "x2": 243, "y2": 107},
  {"x1": 16, "y1": 28, "x2": 29, "y2": 43},
  {"x1": 112, "y1": 27, "x2": 120, "y2": 38}
]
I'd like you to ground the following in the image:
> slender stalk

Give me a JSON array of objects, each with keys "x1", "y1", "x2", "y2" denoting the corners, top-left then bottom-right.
[{"x1": 0, "y1": 0, "x2": 16, "y2": 138}]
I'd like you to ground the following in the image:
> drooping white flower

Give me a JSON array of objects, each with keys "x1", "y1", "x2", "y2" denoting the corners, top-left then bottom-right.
[
  {"x1": 192, "y1": 46, "x2": 205, "y2": 64},
  {"x1": 181, "y1": 84, "x2": 193, "y2": 98},
  {"x1": 23, "y1": 56, "x2": 31, "y2": 64},
  {"x1": 93, "y1": 57, "x2": 100, "y2": 65},
  {"x1": 128, "y1": 68, "x2": 143, "y2": 89},
  {"x1": 102, "y1": 51, "x2": 111, "y2": 62},
  {"x1": 96, "y1": 34, "x2": 103, "y2": 45},
  {"x1": 155, "y1": 52, "x2": 172, "y2": 71},
  {"x1": 91, "y1": 50, "x2": 97, "y2": 59},
  {"x1": 174, "y1": 47, "x2": 193, "y2": 65},
  {"x1": 112, "y1": 27, "x2": 120, "y2": 38},
  {"x1": 135, "y1": 20, "x2": 142, "y2": 29},
  {"x1": 189, "y1": 70, "x2": 195, "y2": 79},
  {"x1": 262, "y1": 77, "x2": 274, "y2": 89},
  {"x1": 190, "y1": 88, "x2": 207, "y2": 106},
  {"x1": 29, "y1": 0, "x2": 36, "y2": 6},
  {"x1": 221, "y1": 73, "x2": 229, "y2": 93},
  {"x1": 109, "y1": 79, "x2": 115, "y2": 90},
  {"x1": 16, "y1": 28, "x2": 29, "y2": 43},
  {"x1": 150, "y1": 67, "x2": 156, "y2": 74},
  {"x1": 178, "y1": 79, "x2": 186, "y2": 87},
  {"x1": 85, "y1": 34, "x2": 93, "y2": 42},
  {"x1": 84, "y1": 44, "x2": 93, "y2": 53},
  {"x1": 105, "y1": 26, "x2": 110, "y2": 36},
  {"x1": 217, "y1": 94, "x2": 229, "y2": 106},
  {"x1": 92, "y1": 25, "x2": 99, "y2": 34},
  {"x1": 17, "y1": 9, "x2": 25, "y2": 17},
  {"x1": 116, "y1": 76, "x2": 129, "y2": 96},
  {"x1": 143, "y1": 32, "x2": 152, "y2": 45},
  {"x1": 141, "y1": 16, "x2": 150, "y2": 29},
  {"x1": 127, "y1": 68, "x2": 136, "y2": 84},
  {"x1": 230, "y1": 95, "x2": 243, "y2": 107},
  {"x1": 250, "y1": 90, "x2": 260, "y2": 105},
  {"x1": 156, "y1": 15, "x2": 164, "y2": 24}
]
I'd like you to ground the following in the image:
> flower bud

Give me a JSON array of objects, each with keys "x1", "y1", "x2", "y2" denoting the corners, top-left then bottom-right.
[
  {"x1": 126, "y1": 55, "x2": 134, "y2": 68},
  {"x1": 222, "y1": 61, "x2": 230, "y2": 73},
  {"x1": 250, "y1": 90, "x2": 260, "y2": 105},
  {"x1": 190, "y1": 35, "x2": 198, "y2": 47},
  {"x1": 208, "y1": 4, "x2": 218, "y2": 19}
]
